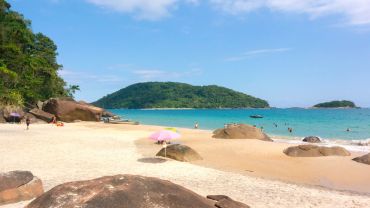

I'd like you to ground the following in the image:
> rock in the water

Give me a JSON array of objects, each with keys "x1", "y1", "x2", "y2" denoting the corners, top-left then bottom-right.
[
  {"x1": 156, "y1": 144, "x2": 203, "y2": 162},
  {"x1": 284, "y1": 145, "x2": 351, "y2": 157},
  {"x1": 42, "y1": 98, "x2": 104, "y2": 122},
  {"x1": 213, "y1": 124, "x2": 272, "y2": 141},
  {"x1": 303, "y1": 136, "x2": 321, "y2": 143},
  {"x1": 352, "y1": 153, "x2": 370, "y2": 165},
  {"x1": 0, "y1": 171, "x2": 44, "y2": 205},
  {"x1": 26, "y1": 175, "x2": 215, "y2": 208},
  {"x1": 102, "y1": 110, "x2": 116, "y2": 118},
  {"x1": 29, "y1": 108, "x2": 54, "y2": 123},
  {"x1": 207, "y1": 195, "x2": 250, "y2": 208}
]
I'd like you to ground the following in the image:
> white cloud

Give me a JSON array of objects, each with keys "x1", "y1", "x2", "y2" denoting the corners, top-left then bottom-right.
[
  {"x1": 85, "y1": 0, "x2": 370, "y2": 25},
  {"x1": 225, "y1": 47, "x2": 291, "y2": 61},
  {"x1": 210, "y1": 0, "x2": 370, "y2": 25},
  {"x1": 86, "y1": 0, "x2": 178, "y2": 20}
]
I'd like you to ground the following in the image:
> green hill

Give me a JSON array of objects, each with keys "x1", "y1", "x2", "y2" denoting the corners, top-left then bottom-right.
[
  {"x1": 93, "y1": 82, "x2": 269, "y2": 109},
  {"x1": 313, "y1": 100, "x2": 356, "y2": 108}
]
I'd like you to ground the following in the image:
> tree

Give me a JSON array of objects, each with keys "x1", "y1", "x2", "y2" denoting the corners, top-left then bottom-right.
[{"x1": 0, "y1": 0, "x2": 78, "y2": 106}]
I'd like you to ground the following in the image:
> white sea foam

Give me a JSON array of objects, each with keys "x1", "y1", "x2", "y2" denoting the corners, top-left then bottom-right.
[{"x1": 271, "y1": 136, "x2": 370, "y2": 153}]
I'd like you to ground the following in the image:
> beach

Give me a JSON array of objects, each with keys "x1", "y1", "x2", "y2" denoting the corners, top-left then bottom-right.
[{"x1": 1, "y1": 122, "x2": 370, "y2": 207}]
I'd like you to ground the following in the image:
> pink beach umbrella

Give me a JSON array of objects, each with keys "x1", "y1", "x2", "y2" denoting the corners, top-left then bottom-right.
[{"x1": 149, "y1": 130, "x2": 181, "y2": 142}]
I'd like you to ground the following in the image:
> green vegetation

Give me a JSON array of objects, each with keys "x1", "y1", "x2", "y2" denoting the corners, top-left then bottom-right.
[
  {"x1": 313, "y1": 100, "x2": 356, "y2": 108},
  {"x1": 0, "y1": 0, "x2": 77, "y2": 106},
  {"x1": 93, "y1": 82, "x2": 269, "y2": 109}
]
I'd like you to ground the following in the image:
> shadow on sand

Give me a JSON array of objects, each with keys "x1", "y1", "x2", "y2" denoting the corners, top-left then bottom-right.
[{"x1": 137, "y1": 157, "x2": 167, "y2": 164}]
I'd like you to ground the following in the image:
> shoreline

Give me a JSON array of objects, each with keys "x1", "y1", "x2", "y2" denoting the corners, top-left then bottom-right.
[{"x1": 119, "y1": 121, "x2": 370, "y2": 153}]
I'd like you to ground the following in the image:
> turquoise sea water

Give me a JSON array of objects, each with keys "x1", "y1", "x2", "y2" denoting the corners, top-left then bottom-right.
[{"x1": 110, "y1": 108, "x2": 370, "y2": 141}]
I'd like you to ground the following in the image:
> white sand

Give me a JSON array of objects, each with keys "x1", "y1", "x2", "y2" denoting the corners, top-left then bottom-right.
[{"x1": 0, "y1": 123, "x2": 369, "y2": 208}]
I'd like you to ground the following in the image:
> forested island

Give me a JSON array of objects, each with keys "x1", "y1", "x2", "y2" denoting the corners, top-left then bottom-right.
[
  {"x1": 313, "y1": 100, "x2": 357, "y2": 108},
  {"x1": 0, "y1": 0, "x2": 78, "y2": 107},
  {"x1": 93, "y1": 82, "x2": 269, "y2": 109}
]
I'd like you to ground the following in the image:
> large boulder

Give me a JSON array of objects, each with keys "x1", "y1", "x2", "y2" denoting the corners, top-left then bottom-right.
[
  {"x1": 0, "y1": 171, "x2": 34, "y2": 192},
  {"x1": 29, "y1": 108, "x2": 54, "y2": 123},
  {"x1": 352, "y1": 153, "x2": 370, "y2": 165},
  {"x1": 213, "y1": 124, "x2": 272, "y2": 141},
  {"x1": 303, "y1": 136, "x2": 321, "y2": 143},
  {"x1": 42, "y1": 98, "x2": 104, "y2": 122},
  {"x1": 284, "y1": 145, "x2": 351, "y2": 157},
  {"x1": 0, "y1": 171, "x2": 44, "y2": 205},
  {"x1": 23, "y1": 113, "x2": 47, "y2": 124},
  {"x1": 156, "y1": 144, "x2": 203, "y2": 162},
  {"x1": 26, "y1": 175, "x2": 215, "y2": 208},
  {"x1": 2, "y1": 106, "x2": 25, "y2": 122}
]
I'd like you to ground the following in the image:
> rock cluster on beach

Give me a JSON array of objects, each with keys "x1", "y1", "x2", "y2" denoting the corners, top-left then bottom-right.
[
  {"x1": 352, "y1": 153, "x2": 370, "y2": 165},
  {"x1": 42, "y1": 98, "x2": 105, "y2": 122},
  {"x1": 0, "y1": 171, "x2": 44, "y2": 206},
  {"x1": 284, "y1": 145, "x2": 351, "y2": 157},
  {"x1": 156, "y1": 144, "x2": 203, "y2": 162},
  {"x1": 213, "y1": 124, "x2": 272, "y2": 141},
  {"x1": 26, "y1": 175, "x2": 249, "y2": 208},
  {"x1": 0, "y1": 98, "x2": 116, "y2": 123}
]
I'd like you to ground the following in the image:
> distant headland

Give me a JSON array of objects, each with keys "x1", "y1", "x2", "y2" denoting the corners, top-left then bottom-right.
[
  {"x1": 93, "y1": 82, "x2": 270, "y2": 109},
  {"x1": 313, "y1": 100, "x2": 357, "y2": 108}
]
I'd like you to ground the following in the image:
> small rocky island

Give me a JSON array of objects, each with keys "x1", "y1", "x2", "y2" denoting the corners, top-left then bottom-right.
[
  {"x1": 313, "y1": 100, "x2": 357, "y2": 108},
  {"x1": 93, "y1": 82, "x2": 269, "y2": 109}
]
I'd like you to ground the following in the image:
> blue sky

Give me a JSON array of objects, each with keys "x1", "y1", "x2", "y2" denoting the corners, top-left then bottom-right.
[{"x1": 8, "y1": 0, "x2": 370, "y2": 107}]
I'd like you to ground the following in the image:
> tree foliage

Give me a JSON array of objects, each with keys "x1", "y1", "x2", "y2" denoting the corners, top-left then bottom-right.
[
  {"x1": 0, "y1": 0, "x2": 78, "y2": 106},
  {"x1": 93, "y1": 82, "x2": 270, "y2": 109},
  {"x1": 313, "y1": 100, "x2": 356, "y2": 108}
]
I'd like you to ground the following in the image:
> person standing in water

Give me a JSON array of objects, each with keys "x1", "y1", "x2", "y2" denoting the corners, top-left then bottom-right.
[
  {"x1": 194, "y1": 122, "x2": 199, "y2": 129},
  {"x1": 26, "y1": 116, "x2": 31, "y2": 130}
]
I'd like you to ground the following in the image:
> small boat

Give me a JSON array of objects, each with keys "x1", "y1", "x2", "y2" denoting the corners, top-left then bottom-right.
[{"x1": 250, "y1": 115, "x2": 263, "y2": 119}]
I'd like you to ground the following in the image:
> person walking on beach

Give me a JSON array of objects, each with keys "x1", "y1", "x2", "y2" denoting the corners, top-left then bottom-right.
[{"x1": 26, "y1": 116, "x2": 31, "y2": 130}]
